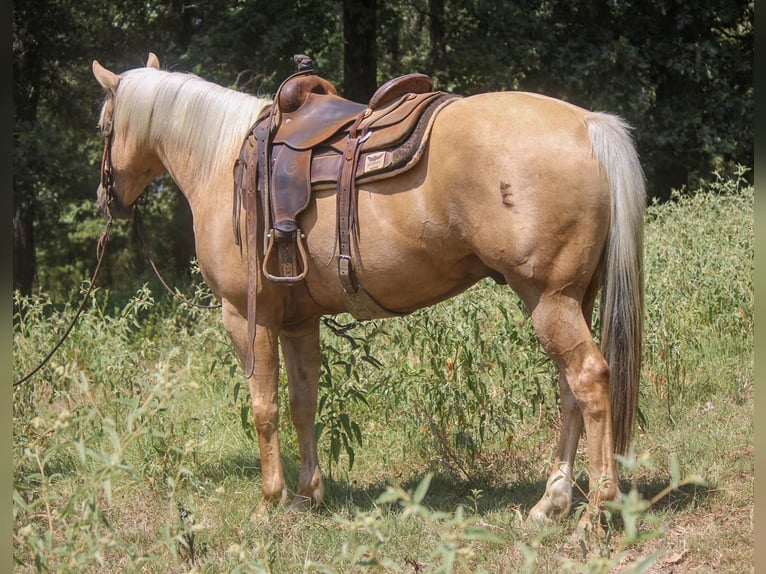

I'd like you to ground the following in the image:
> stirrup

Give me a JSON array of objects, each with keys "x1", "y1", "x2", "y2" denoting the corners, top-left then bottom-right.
[{"x1": 262, "y1": 228, "x2": 309, "y2": 283}]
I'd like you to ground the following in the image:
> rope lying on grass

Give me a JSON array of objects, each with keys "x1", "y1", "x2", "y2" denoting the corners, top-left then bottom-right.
[{"x1": 14, "y1": 220, "x2": 113, "y2": 387}]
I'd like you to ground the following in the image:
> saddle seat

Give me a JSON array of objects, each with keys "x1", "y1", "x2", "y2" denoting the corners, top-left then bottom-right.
[
  {"x1": 272, "y1": 72, "x2": 437, "y2": 151},
  {"x1": 274, "y1": 94, "x2": 367, "y2": 150}
]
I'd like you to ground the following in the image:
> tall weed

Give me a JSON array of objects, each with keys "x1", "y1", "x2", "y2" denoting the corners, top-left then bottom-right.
[
  {"x1": 369, "y1": 289, "x2": 558, "y2": 481},
  {"x1": 643, "y1": 167, "x2": 753, "y2": 419},
  {"x1": 13, "y1": 282, "x2": 232, "y2": 572}
]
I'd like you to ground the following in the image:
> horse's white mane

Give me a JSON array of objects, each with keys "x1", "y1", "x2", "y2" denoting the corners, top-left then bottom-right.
[{"x1": 109, "y1": 67, "x2": 271, "y2": 187}]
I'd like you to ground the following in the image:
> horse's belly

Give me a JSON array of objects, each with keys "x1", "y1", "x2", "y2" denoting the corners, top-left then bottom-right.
[
  {"x1": 297, "y1": 160, "x2": 494, "y2": 315},
  {"x1": 302, "y1": 244, "x2": 487, "y2": 316}
]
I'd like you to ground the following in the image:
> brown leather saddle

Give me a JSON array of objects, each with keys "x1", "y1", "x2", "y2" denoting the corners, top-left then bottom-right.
[{"x1": 234, "y1": 55, "x2": 459, "y2": 319}]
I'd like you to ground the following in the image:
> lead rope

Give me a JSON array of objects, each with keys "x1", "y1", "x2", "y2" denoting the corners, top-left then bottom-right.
[
  {"x1": 133, "y1": 205, "x2": 221, "y2": 310},
  {"x1": 14, "y1": 219, "x2": 113, "y2": 387}
]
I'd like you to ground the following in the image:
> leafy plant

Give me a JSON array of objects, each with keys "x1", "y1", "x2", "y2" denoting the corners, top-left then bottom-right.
[
  {"x1": 316, "y1": 317, "x2": 383, "y2": 474},
  {"x1": 307, "y1": 473, "x2": 502, "y2": 573},
  {"x1": 643, "y1": 166, "x2": 753, "y2": 421},
  {"x1": 373, "y1": 286, "x2": 558, "y2": 482}
]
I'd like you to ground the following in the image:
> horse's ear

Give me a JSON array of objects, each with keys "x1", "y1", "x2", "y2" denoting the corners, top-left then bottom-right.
[
  {"x1": 146, "y1": 52, "x2": 160, "y2": 69},
  {"x1": 92, "y1": 60, "x2": 120, "y2": 93}
]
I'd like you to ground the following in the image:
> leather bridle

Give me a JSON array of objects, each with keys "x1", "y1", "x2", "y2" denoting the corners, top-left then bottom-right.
[{"x1": 98, "y1": 96, "x2": 121, "y2": 218}]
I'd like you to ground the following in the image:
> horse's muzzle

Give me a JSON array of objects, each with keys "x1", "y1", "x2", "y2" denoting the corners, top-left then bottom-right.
[{"x1": 97, "y1": 184, "x2": 134, "y2": 219}]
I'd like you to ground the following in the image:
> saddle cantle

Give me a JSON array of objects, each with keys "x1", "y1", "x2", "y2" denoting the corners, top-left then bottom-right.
[{"x1": 234, "y1": 54, "x2": 460, "y2": 320}]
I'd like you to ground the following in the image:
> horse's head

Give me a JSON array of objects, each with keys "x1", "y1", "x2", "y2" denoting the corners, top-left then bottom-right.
[{"x1": 92, "y1": 53, "x2": 165, "y2": 219}]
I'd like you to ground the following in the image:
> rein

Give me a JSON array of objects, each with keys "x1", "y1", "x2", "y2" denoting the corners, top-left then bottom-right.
[
  {"x1": 15, "y1": 98, "x2": 218, "y2": 386},
  {"x1": 14, "y1": 220, "x2": 113, "y2": 387},
  {"x1": 133, "y1": 205, "x2": 221, "y2": 310},
  {"x1": 13, "y1": 207, "x2": 221, "y2": 387}
]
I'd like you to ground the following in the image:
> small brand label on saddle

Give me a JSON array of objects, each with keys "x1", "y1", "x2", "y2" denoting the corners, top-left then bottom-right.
[
  {"x1": 363, "y1": 152, "x2": 388, "y2": 173},
  {"x1": 284, "y1": 157, "x2": 298, "y2": 175}
]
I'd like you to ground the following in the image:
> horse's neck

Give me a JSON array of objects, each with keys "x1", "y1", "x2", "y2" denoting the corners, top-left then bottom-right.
[
  {"x1": 154, "y1": 120, "x2": 252, "y2": 205},
  {"x1": 138, "y1": 75, "x2": 267, "y2": 209}
]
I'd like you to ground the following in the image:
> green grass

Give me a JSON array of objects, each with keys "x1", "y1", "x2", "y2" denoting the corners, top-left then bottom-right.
[{"x1": 13, "y1": 172, "x2": 753, "y2": 573}]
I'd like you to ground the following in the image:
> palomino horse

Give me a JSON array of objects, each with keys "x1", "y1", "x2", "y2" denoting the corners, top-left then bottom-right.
[{"x1": 92, "y1": 53, "x2": 644, "y2": 526}]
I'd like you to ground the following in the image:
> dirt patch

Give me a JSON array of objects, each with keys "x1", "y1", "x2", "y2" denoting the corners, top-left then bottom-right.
[{"x1": 619, "y1": 496, "x2": 753, "y2": 573}]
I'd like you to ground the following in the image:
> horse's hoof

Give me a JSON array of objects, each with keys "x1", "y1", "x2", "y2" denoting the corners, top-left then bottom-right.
[
  {"x1": 287, "y1": 494, "x2": 316, "y2": 513},
  {"x1": 526, "y1": 508, "x2": 553, "y2": 525},
  {"x1": 527, "y1": 496, "x2": 570, "y2": 525},
  {"x1": 250, "y1": 501, "x2": 275, "y2": 523}
]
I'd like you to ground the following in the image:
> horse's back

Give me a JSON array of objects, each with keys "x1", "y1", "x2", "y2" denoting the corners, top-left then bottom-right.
[{"x1": 431, "y1": 91, "x2": 600, "y2": 171}]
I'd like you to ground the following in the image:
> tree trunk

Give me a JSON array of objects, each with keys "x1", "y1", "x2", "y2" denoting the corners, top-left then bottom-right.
[
  {"x1": 13, "y1": 205, "x2": 37, "y2": 295},
  {"x1": 429, "y1": 0, "x2": 446, "y2": 73},
  {"x1": 342, "y1": 0, "x2": 377, "y2": 102},
  {"x1": 13, "y1": 3, "x2": 44, "y2": 296}
]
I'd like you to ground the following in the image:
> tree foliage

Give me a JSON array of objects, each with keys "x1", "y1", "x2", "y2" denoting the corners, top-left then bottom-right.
[{"x1": 12, "y1": 0, "x2": 753, "y2": 297}]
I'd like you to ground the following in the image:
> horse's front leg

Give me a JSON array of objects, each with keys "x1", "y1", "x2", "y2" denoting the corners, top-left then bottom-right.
[
  {"x1": 249, "y1": 324, "x2": 287, "y2": 510},
  {"x1": 221, "y1": 303, "x2": 287, "y2": 513},
  {"x1": 280, "y1": 317, "x2": 324, "y2": 510}
]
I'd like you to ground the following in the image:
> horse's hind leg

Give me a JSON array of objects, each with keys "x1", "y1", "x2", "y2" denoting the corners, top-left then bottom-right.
[
  {"x1": 527, "y1": 285, "x2": 599, "y2": 521},
  {"x1": 528, "y1": 370, "x2": 584, "y2": 521},
  {"x1": 526, "y1": 291, "x2": 616, "y2": 525},
  {"x1": 280, "y1": 317, "x2": 324, "y2": 510}
]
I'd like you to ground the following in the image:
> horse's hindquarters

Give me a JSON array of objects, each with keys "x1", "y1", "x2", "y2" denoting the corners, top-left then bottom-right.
[{"x1": 409, "y1": 92, "x2": 611, "y2": 303}]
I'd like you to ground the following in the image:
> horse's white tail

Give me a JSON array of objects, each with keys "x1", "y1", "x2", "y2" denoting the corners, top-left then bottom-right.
[{"x1": 586, "y1": 112, "x2": 645, "y2": 455}]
